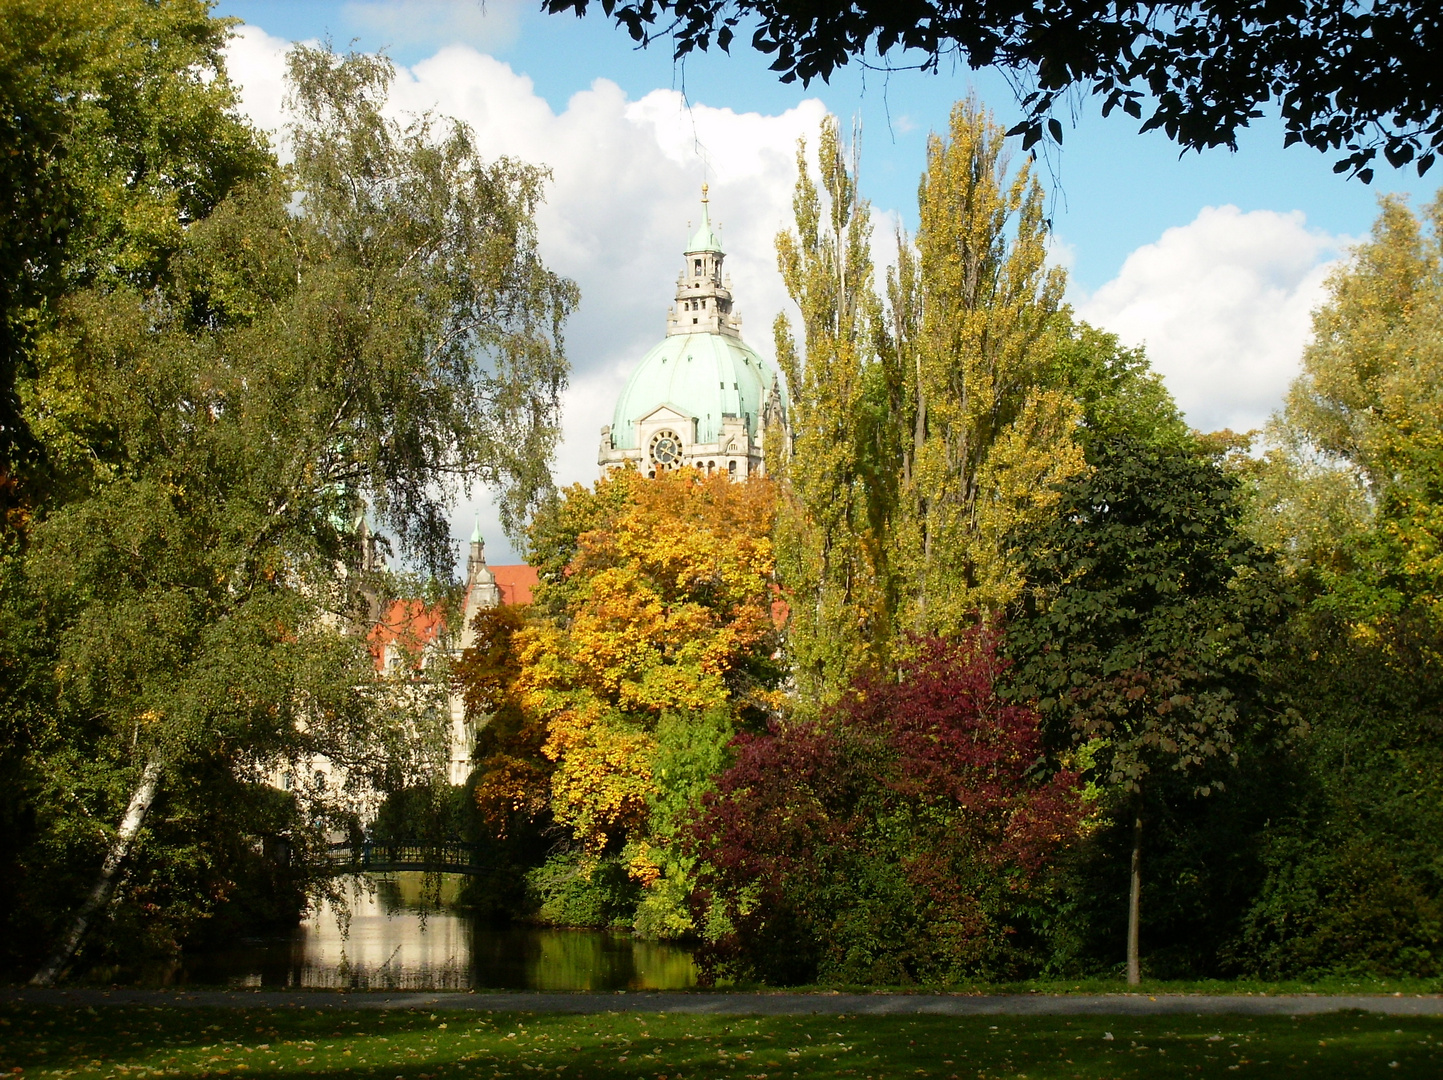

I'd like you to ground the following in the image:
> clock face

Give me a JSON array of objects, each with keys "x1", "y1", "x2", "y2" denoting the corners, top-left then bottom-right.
[{"x1": 650, "y1": 430, "x2": 682, "y2": 468}]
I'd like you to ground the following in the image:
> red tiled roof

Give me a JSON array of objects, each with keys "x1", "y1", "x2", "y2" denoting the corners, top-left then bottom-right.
[
  {"x1": 369, "y1": 565, "x2": 538, "y2": 671},
  {"x1": 491, "y1": 564, "x2": 538, "y2": 606},
  {"x1": 368, "y1": 599, "x2": 446, "y2": 671}
]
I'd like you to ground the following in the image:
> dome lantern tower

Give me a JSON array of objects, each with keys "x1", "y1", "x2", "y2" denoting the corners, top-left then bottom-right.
[
  {"x1": 597, "y1": 190, "x2": 790, "y2": 482},
  {"x1": 599, "y1": 189, "x2": 789, "y2": 479},
  {"x1": 667, "y1": 185, "x2": 740, "y2": 338}
]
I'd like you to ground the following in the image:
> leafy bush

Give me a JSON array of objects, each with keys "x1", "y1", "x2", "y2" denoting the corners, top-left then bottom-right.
[
  {"x1": 1229, "y1": 624, "x2": 1443, "y2": 978},
  {"x1": 525, "y1": 851, "x2": 640, "y2": 929},
  {"x1": 690, "y1": 632, "x2": 1085, "y2": 985}
]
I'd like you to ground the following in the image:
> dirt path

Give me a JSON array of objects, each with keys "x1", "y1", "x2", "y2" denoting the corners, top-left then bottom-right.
[{"x1": 6, "y1": 987, "x2": 1443, "y2": 1016}]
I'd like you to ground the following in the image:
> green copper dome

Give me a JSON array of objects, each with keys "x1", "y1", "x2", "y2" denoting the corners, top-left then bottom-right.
[{"x1": 610, "y1": 332, "x2": 785, "y2": 450}]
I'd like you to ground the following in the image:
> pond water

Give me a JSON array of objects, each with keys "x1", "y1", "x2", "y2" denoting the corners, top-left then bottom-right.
[{"x1": 175, "y1": 875, "x2": 699, "y2": 991}]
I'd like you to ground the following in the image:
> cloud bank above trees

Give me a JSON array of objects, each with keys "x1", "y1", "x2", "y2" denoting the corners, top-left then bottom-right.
[
  {"x1": 1077, "y1": 205, "x2": 1345, "y2": 436},
  {"x1": 225, "y1": 23, "x2": 1345, "y2": 558}
]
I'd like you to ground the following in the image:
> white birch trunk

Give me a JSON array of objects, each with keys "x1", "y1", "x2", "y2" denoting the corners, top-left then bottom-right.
[{"x1": 30, "y1": 758, "x2": 163, "y2": 987}]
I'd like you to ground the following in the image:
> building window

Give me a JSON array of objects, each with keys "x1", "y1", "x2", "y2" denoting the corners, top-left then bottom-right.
[
  {"x1": 694, "y1": 258, "x2": 702, "y2": 275},
  {"x1": 728, "y1": 460, "x2": 737, "y2": 476}
]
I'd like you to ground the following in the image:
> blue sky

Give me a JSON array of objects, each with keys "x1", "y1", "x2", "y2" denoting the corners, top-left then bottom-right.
[
  {"x1": 215, "y1": 0, "x2": 1438, "y2": 564},
  {"x1": 217, "y1": 0, "x2": 1434, "y2": 291}
]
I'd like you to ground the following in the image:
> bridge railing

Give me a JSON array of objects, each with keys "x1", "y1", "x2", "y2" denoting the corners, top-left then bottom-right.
[{"x1": 322, "y1": 840, "x2": 492, "y2": 875}]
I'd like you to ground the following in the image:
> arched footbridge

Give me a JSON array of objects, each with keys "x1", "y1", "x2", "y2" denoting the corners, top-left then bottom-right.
[{"x1": 322, "y1": 840, "x2": 495, "y2": 876}]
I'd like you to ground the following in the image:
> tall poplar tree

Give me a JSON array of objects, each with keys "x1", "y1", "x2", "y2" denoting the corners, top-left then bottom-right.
[
  {"x1": 770, "y1": 118, "x2": 887, "y2": 702},
  {"x1": 883, "y1": 96, "x2": 1083, "y2": 634}
]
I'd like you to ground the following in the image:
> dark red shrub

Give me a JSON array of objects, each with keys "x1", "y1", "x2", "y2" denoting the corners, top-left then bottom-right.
[{"x1": 690, "y1": 629, "x2": 1084, "y2": 985}]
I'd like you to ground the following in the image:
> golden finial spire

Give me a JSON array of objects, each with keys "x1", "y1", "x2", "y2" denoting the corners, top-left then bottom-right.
[{"x1": 701, "y1": 182, "x2": 709, "y2": 203}]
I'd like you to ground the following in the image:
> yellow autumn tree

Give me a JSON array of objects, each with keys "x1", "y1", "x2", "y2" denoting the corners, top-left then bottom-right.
[
  {"x1": 770, "y1": 105, "x2": 1084, "y2": 703},
  {"x1": 514, "y1": 466, "x2": 780, "y2": 931},
  {"x1": 884, "y1": 96, "x2": 1085, "y2": 631}
]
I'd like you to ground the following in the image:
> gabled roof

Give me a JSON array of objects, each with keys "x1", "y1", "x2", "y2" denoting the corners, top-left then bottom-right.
[
  {"x1": 635, "y1": 402, "x2": 697, "y2": 426},
  {"x1": 368, "y1": 599, "x2": 446, "y2": 671},
  {"x1": 372, "y1": 564, "x2": 537, "y2": 671},
  {"x1": 491, "y1": 564, "x2": 538, "y2": 606}
]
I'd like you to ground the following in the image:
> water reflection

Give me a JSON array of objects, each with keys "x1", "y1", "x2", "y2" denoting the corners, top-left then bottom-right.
[{"x1": 178, "y1": 875, "x2": 698, "y2": 991}]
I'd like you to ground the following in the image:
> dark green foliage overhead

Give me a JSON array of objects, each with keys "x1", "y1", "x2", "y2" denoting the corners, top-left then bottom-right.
[{"x1": 545, "y1": 0, "x2": 1443, "y2": 182}]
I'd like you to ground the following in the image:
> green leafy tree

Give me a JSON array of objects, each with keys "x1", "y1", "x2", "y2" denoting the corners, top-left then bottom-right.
[
  {"x1": 770, "y1": 117, "x2": 887, "y2": 703},
  {"x1": 1046, "y1": 320, "x2": 1190, "y2": 456},
  {"x1": 0, "y1": 0, "x2": 269, "y2": 470},
  {"x1": 1254, "y1": 192, "x2": 1443, "y2": 633},
  {"x1": 1236, "y1": 190, "x2": 1443, "y2": 977},
  {"x1": 9, "y1": 40, "x2": 576, "y2": 982},
  {"x1": 1006, "y1": 436, "x2": 1289, "y2": 984}
]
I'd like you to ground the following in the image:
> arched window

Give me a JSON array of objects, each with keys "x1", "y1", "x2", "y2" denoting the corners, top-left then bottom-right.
[{"x1": 728, "y1": 460, "x2": 737, "y2": 476}]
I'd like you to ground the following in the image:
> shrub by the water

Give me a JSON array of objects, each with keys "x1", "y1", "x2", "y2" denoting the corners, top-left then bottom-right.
[{"x1": 525, "y1": 851, "x2": 641, "y2": 928}]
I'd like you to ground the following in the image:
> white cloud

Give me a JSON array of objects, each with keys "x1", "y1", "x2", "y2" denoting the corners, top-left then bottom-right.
[
  {"x1": 225, "y1": 28, "x2": 827, "y2": 563},
  {"x1": 225, "y1": 25, "x2": 293, "y2": 146},
  {"x1": 1077, "y1": 205, "x2": 1343, "y2": 434}
]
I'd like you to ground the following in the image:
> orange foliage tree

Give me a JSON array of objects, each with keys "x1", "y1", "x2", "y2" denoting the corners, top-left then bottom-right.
[
  {"x1": 515, "y1": 466, "x2": 781, "y2": 932},
  {"x1": 453, "y1": 605, "x2": 553, "y2": 837}
]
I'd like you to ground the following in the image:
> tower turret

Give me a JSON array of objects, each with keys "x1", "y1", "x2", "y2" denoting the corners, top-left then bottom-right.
[
  {"x1": 666, "y1": 185, "x2": 742, "y2": 338},
  {"x1": 461, "y1": 517, "x2": 499, "y2": 648}
]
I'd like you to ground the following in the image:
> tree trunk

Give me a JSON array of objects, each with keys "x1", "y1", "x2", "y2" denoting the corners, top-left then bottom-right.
[
  {"x1": 1126, "y1": 807, "x2": 1143, "y2": 986},
  {"x1": 30, "y1": 758, "x2": 163, "y2": 987}
]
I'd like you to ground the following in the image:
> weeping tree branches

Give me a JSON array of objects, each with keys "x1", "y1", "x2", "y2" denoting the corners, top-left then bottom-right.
[{"x1": 11, "y1": 38, "x2": 577, "y2": 981}]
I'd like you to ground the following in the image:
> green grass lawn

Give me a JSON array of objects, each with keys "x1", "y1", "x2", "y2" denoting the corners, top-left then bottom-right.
[
  {"x1": 773, "y1": 976, "x2": 1443, "y2": 997},
  {"x1": 3, "y1": 1004, "x2": 1442, "y2": 1080}
]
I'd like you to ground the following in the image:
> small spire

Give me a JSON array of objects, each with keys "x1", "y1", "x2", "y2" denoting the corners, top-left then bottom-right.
[
  {"x1": 469, "y1": 517, "x2": 483, "y2": 546},
  {"x1": 686, "y1": 187, "x2": 723, "y2": 254}
]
